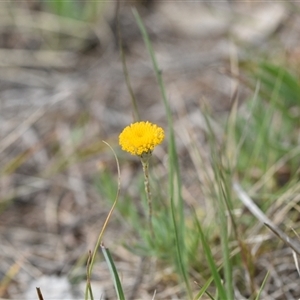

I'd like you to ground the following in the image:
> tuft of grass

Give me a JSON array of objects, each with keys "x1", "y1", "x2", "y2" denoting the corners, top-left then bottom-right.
[{"x1": 93, "y1": 11, "x2": 300, "y2": 300}]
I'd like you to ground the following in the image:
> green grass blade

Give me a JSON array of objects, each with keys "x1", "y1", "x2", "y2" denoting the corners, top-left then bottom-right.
[
  {"x1": 214, "y1": 167, "x2": 234, "y2": 299},
  {"x1": 195, "y1": 217, "x2": 227, "y2": 299},
  {"x1": 101, "y1": 244, "x2": 125, "y2": 300},
  {"x1": 193, "y1": 276, "x2": 214, "y2": 300},
  {"x1": 257, "y1": 62, "x2": 300, "y2": 106},
  {"x1": 170, "y1": 196, "x2": 191, "y2": 295},
  {"x1": 254, "y1": 271, "x2": 269, "y2": 300},
  {"x1": 133, "y1": 8, "x2": 191, "y2": 298},
  {"x1": 202, "y1": 111, "x2": 234, "y2": 299}
]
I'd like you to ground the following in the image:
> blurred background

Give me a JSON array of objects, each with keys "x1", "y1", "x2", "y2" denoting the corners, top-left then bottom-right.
[{"x1": 0, "y1": 1, "x2": 299, "y2": 299}]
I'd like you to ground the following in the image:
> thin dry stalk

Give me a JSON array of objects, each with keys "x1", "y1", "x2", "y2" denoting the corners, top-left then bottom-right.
[
  {"x1": 36, "y1": 288, "x2": 44, "y2": 300},
  {"x1": 234, "y1": 182, "x2": 300, "y2": 256}
]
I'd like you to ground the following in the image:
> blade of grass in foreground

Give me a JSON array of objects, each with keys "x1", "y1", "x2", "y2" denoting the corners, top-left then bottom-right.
[
  {"x1": 85, "y1": 141, "x2": 121, "y2": 300},
  {"x1": 203, "y1": 111, "x2": 234, "y2": 299},
  {"x1": 193, "y1": 276, "x2": 214, "y2": 300},
  {"x1": 192, "y1": 207, "x2": 227, "y2": 300},
  {"x1": 196, "y1": 224, "x2": 226, "y2": 299},
  {"x1": 133, "y1": 8, "x2": 191, "y2": 299},
  {"x1": 254, "y1": 271, "x2": 269, "y2": 300},
  {"x1": 101, "y1": 244, "x2": 125, "y2": 300}
]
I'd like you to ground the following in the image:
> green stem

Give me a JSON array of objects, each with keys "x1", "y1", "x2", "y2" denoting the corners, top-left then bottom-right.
[{"x1": 141, "y1": 156, "x2": 154, "y2": 237}]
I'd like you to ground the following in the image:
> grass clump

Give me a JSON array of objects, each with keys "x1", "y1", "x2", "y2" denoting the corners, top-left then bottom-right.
[{"x1": 95, "y1": 19, "x2": 300, "y2": 299}]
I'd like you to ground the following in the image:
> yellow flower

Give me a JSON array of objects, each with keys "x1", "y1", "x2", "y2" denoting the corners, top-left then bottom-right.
[{"x1": 119, "y1": 121, "x2": 164, "y2": 156}]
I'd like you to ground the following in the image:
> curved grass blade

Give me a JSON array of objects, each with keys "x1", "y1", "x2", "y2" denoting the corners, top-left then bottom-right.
[
  {"x1": 101, "y1": 244, "x2": 125, "y2": 300},
  {"x1": 192, "y1": 207, "x2": 227, "y2": 299},
  {"x1": 85, "y1": 141, "x2": 121, "y2": 300}
]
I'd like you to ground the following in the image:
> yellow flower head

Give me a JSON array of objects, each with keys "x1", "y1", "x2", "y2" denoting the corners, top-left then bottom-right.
[{"x1": 119, "y1": 121, "x2": 164, "y2": 156}]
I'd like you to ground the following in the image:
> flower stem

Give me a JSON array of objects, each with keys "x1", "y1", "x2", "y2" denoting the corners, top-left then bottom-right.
[{"x1": 141, "y1": 156, "x2": 154, "y2": 238}]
